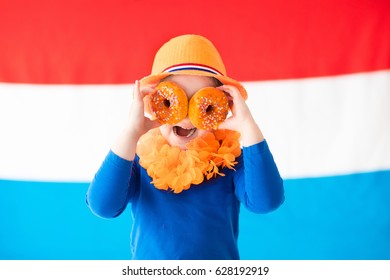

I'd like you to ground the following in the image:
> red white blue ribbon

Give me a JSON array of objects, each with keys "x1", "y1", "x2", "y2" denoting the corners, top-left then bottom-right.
[{"x1": 162, "y1": 63, "x2": 223, "y2": 76}]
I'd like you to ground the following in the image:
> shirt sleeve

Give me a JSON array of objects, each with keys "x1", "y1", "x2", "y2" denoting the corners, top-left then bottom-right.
[
  {"x1": 233, "y1": 140, "x2": 285, "y2": 213},
  {"x1": 86, "y1": 150, "x2": 139, "y2": 218}
]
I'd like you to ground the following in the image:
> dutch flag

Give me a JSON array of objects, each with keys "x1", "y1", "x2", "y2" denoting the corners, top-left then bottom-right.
[{"x1": 0, "y1": 0, "x2": 389, "y2": 261}]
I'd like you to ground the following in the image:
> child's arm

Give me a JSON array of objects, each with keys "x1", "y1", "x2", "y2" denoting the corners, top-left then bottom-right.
[
  {"x1": 112, "y1": 80, "x2": 159, "y2": 161},
  {"x1": 86, "y1": 150, "x2": 137, "y2": 218},
  {"x1": 234, "y1": 141, "x2": 285, "y2": 213},
  {"x1": 86, "y1": 81, "x2": 159, "y2": 218},
  {"x1": 218, "y1": 85, "x2": 284, "y2": 213},
  {"x1": 217, "y1": 85, "x2": 264, "y2": 147}
]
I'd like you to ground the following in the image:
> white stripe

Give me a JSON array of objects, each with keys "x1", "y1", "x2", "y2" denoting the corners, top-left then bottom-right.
[
  {"x1": 245, "y1": 70, "x2": 390, "y2": 178},
  {"x1": 0, "y1": 70, "x2": 389, "y2": 181},
  {"x1": 0, "y1": 84, "x2": 131, "y2": 182}
]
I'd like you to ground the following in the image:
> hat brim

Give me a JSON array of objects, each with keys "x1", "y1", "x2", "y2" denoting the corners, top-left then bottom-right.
[{"x1": 139, "y1": 70, "x2": 247, "y2": 100}]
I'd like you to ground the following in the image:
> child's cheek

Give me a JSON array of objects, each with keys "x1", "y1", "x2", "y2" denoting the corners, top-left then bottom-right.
[
  {"x1": 195, "y1": 129, "x2": 210, "y2": 138},
  {"x1": 158, "y1": 125, "x2": 173, "y2": 141}
]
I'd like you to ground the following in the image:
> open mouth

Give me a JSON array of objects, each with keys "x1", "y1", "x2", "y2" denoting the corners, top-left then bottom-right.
[{"x1": 173, "y1": 126, "x2": 197, "y2": 138}]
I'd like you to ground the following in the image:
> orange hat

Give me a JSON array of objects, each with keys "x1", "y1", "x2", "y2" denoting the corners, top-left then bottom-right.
[{"x1": 140, "y1": 34, "x2": 247, "y2": 99}]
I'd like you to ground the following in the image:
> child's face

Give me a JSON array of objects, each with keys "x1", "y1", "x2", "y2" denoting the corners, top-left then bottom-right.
[{"x1": 159, "y1": 75, "x2": 218, "y2": 149}]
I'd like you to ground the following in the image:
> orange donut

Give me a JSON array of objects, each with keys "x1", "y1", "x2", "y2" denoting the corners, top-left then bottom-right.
[
  {"x1": 188, "y1": 87, "x2": 229, "y2": 130},
  {"x1": 150, "y1": 81, "x2": 188, "y2": 125}
]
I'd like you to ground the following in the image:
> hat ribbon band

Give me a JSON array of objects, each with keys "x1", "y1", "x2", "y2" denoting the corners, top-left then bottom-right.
[{"x1": 162, "y1": 63, "x2": 223, "y2": 76}]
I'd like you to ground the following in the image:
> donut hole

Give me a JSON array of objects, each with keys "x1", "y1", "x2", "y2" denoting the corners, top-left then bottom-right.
[
  {"x1": 163, "y1": 99, "x2": 171, "y2": 108},
  {"x1": 206, "y1": 105, "x2": 214, "y2": 114}
]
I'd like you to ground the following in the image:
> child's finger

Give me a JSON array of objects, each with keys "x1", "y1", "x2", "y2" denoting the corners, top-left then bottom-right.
[
  {"x1": 218, "y1": 85, "x2": 242, "y2": 99},
  {"x1": 139, "y1": 83, "x2": 158, "y2": 100},
  {"x1": 219, "y1": 85, "x2": 246, "y2": 113},
  {"x1": 133, "y1": 80, "x2": 157, "y2": 101},
  {"x1": 133, "y1": 80, "x2": 149, "y2": 104}
]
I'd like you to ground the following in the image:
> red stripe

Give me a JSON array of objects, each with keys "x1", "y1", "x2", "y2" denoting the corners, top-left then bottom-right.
[{"x1": 0, "y1": 0, "x2": 389, "y2": 84}]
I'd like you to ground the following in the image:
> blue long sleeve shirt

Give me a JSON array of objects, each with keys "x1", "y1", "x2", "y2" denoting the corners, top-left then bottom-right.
[{"x1": 86, "y1": 140, "x2": 284, "y2": 260}]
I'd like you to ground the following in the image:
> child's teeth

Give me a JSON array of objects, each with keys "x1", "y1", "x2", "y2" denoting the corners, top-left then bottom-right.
[
  {"x1": 186, "y1": 128, "x2": 196, "y2": 137},
  {"x1": 173, "y1": 126, "x2": 196, "y2": 137}
]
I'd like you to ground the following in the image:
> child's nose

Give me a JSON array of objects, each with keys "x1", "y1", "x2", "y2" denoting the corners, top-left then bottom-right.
[{"x1": 177, "y1": 116, "x2": 195, "y2": 128}]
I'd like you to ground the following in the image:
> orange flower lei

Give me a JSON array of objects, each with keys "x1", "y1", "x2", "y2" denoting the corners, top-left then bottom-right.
[{"x1": 136, "y1": 128, "x2": 241, "y2": 194}]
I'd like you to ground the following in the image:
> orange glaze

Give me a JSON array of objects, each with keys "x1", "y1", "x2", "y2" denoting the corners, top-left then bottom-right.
[
  {"x1": 188, "y1": 87, "x2": 229, "y2": 130},
  {"x1": 150, "y1": 81, "x2": 188, "y2": 125}
]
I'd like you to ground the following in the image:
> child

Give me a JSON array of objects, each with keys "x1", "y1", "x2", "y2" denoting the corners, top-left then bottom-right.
[{"x1": 86, "y1": 34, "x2": 284, "y2": 260}]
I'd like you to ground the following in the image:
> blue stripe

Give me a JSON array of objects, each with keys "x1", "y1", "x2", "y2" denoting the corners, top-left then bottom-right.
[
  {"x1": 1, "y1": 170, "x2": 390, "y2": 260},
  {"x1": 240, "y1": 170, "x2": 390, "y2": 260}
]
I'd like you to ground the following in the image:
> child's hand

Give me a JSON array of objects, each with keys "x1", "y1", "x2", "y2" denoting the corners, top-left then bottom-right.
[
  {"x1": 111, "y1": 81, "x2": 160, "y2": 161},
  {"x1": 127, "y1": 80, "x2": 160, "y2": 139},
  {"x1": 217, "y1": 85, "x2": 265, "y2": 146}
]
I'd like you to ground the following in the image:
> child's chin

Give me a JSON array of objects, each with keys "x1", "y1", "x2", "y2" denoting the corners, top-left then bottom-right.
[{"x1": 171, "y1": 134, "x2": 195, "y2": 149}]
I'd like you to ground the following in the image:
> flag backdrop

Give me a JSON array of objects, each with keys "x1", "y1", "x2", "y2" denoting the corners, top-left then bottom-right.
[{"x1": 0, "y1": 0, "x2": 390, "y2": 259}]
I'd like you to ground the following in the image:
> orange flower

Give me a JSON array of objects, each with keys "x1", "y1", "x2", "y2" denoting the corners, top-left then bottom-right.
[
  {"x1": 136, "y1": 128, "x2": 241, "y2": 193},
  {"x1": 185, "y1": 132, "x2": 219, "y2": 153}
]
